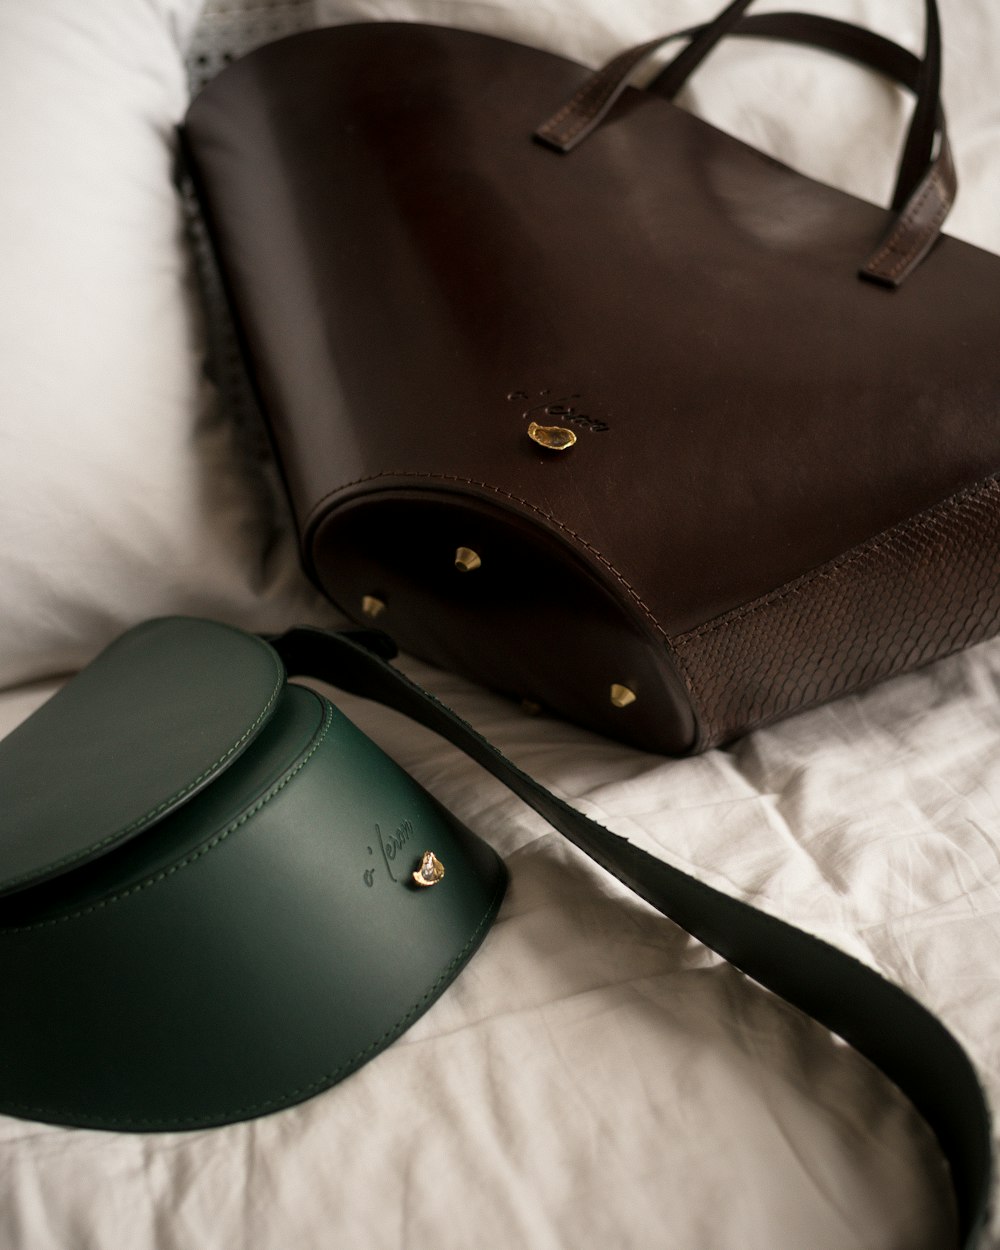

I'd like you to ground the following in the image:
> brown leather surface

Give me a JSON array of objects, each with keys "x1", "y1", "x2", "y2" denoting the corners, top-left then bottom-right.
[{"x1": 183, "y1": 20, "x2": 1000, "y2": 752}]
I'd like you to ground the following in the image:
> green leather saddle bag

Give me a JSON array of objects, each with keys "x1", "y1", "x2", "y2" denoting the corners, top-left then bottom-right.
[
  {"x1": 0, "y1": 616, "x2": 992, "y2": 1245},
  {"x1": 0, "y1": 617, "x2": 505, "y2": 1132}
]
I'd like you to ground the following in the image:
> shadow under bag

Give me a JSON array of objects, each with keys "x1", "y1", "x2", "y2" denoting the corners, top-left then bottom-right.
[{"x1": 181, "y1": 0, "x2": 1000, "y2": 755}]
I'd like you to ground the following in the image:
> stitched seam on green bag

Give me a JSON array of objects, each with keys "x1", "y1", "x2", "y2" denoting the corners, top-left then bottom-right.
[
  {"x1": 1, "y1": 640, "x2": 286, "y2": 896},
  {"x1": 0, "y1": 698, "x2": 332, "y2": 934},
  {"x1": 1, "y1": 876, "x2": 504, "y2": 1125}
]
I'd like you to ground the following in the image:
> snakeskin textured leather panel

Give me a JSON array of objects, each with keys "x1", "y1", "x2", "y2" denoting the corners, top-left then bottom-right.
[{"x1": 673, "y1": 477, "x2": 1000, "y2": 750}]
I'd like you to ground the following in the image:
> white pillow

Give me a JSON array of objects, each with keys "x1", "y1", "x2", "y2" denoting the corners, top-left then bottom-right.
[{"x1": 0, "y1": 0, "x2": 335, "y2": 690}]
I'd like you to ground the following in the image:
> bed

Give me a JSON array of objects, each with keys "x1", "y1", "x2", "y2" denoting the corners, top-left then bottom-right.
[{"x1": 1, "y1": 1, "x2": 998, "y2": 1247}]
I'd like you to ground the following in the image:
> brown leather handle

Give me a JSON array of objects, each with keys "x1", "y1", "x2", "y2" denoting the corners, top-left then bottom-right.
[{"x1": 535, "y1": 3, "x2": 955, "y2": 288}]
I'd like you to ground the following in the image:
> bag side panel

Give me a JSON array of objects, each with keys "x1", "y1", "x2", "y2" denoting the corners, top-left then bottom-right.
[{"x1": 673, "y1": 476, "x2": 1000, "y2": 749}]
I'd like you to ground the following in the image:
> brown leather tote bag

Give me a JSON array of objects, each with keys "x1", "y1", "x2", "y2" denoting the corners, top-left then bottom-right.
[{"x1": 182, "y1": 0, "x2": 1000, "y2": 755}]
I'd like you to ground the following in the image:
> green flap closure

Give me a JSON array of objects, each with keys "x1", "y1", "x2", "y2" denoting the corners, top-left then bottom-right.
[{"x1": 0, "y1": 618, "x2": 284, "y2": 899}]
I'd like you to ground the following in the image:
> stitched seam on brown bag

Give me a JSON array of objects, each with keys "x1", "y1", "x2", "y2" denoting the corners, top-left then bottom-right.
[
  {"x1": 674, "y1": 476, "x2": 1000, "y2": 644},
  {"x1": 540, "y1": 56, "x2": 627, "y2": 141},
  {"x1": 673, "y1": 477, "x2": 1000, "y2": 747},
  {"x1": 865, "y1": 168, "x2": 947, "y2": 278},
  {"x1": 540, "y1": 44, "x2": 650, "y2": 146},
  {"x1": 306, "y1": 470, "x2": 671, "y2": 644},
  {"x1": 657, "y1": 639, "x2": 714, "y2": 754},
  {"x1": 539, "y1": 73, "x2": 612, "y2": 142}
]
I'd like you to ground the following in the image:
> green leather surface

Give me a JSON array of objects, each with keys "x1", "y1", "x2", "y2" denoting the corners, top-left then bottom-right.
[
  {"x1": 0, "y1": 618, "x2": 284, "y2": 898},
  {"x1": 0, "y1": 620, "x2": 506, "y2": 1129}
]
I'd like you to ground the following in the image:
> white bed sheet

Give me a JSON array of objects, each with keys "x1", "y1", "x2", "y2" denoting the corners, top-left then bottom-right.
[{"x1": 2, "y1": 2, "x2": 999, "y2": 1248}]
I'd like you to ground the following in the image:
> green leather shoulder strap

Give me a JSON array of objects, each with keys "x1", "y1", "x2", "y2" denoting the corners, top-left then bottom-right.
[{"x1": 270, "y1": 625, "x2": 992, "y2": 1248}]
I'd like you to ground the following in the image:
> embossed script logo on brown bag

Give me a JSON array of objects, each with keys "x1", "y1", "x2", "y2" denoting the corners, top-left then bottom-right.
[{"x1": 507, "y1": 389, "x2": 611, "y2": 432}]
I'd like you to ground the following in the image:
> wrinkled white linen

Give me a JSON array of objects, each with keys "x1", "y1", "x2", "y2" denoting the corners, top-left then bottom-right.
[{"x1": 2, "y1": 0, "x2": 999, "y2": 1247}]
